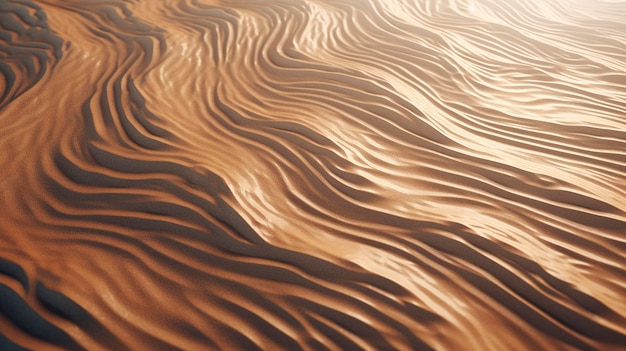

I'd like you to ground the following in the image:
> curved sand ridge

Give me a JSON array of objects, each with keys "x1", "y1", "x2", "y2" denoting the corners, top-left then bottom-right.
[{"x1": 1, "y1": 0, "x2": 625, "y2": 350}]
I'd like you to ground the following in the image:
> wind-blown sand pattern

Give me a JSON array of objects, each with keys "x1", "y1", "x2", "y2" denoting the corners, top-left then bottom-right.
[{"x1": 1, "y1": 0, "x2": 625, "y2": 350}]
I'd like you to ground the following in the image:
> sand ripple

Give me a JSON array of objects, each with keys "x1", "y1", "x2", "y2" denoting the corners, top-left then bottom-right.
[{"x1": 1, "y1": 0, "x2": 625, "y2": 350}]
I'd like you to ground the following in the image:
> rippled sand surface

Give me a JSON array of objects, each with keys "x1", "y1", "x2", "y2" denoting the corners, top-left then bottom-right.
[{"x1": 1, "y1": 0, "x2": 625, "y2": 350}]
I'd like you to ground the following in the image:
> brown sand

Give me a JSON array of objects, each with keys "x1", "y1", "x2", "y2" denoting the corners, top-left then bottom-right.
[{"x1": 1, "y1": 0, "x2": 625, "y2": 350}]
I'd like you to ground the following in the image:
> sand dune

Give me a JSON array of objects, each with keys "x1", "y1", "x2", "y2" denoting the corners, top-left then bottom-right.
[{"x1": 1, "y1": 0, "x2": 625, "y2": 350}]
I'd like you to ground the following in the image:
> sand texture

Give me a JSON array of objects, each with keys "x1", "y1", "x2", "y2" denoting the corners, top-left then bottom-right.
[{"x1": 1, "y1": 0, "x2": 625, "y2": 350}]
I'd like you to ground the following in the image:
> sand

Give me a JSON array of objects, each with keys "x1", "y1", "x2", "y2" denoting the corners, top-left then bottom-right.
[{"x1": 1, "y1": 0, "x2": 625, "y2": 350}]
